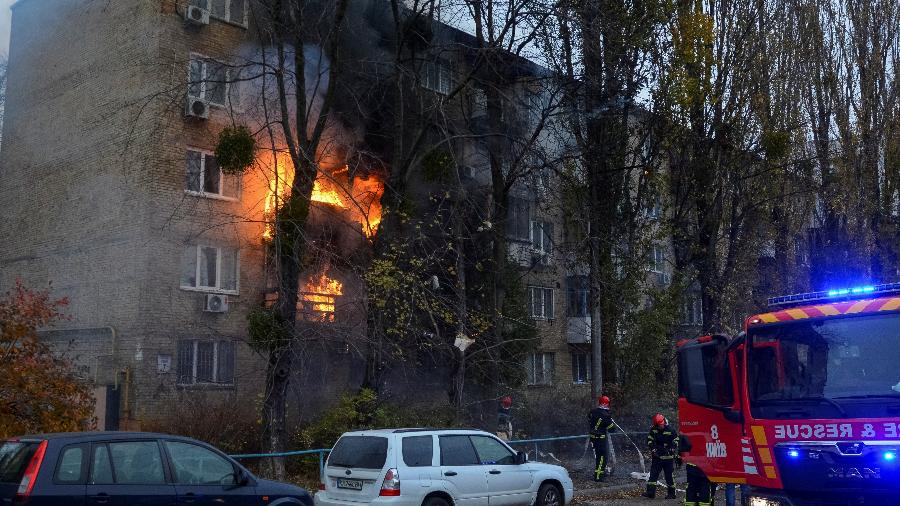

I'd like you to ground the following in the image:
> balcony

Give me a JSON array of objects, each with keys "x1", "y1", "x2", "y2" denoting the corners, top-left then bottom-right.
[{"x1": 567, "y1": 317, "x2": 591, "y2": 344}]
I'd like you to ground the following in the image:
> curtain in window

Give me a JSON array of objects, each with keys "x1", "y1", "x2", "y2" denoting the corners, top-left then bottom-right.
[
  {"x1": 199, "y1": 247, "x2": 218, "y2": 288},
  {"x1": 203, "y1": 154, "x2": 220, "y2": 194},
  {"x1": 219, "y1": 249, "x2": 237, "y2": 291},
  {"x1": 223, "y1": 173, "x2": 240, "y2": 199}
]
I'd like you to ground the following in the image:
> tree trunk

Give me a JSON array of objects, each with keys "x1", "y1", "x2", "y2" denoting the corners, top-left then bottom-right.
[
  {"x1": 262, "y1": 233, "x2": 303, "y2": 480},
  {"x1": 450, "y1": 199, "x2": 469, "y2": 415}
]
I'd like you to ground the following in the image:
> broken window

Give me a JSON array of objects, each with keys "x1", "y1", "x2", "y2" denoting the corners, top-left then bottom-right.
[{"x1": 299, "y1": 273, "x2": 343, "y2": 322}]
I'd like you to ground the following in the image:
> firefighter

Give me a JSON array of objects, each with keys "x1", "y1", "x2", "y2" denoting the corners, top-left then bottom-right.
[
  {"x1": 497, "y1": 396, "x2": 513, "y2": 440},
  {"x1": 588, "y1": 395, "x2": 616, "y2": 482},
  {"x1": 642, "y1": 413, "x2": 678, "y2": 500},
  {"x1": 680, "y1": 435, "x2": 715, "y2": 506}
]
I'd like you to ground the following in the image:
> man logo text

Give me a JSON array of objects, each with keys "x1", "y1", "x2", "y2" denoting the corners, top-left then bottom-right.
[{"x1": 827, "y1": 468, "x2": 881, "y2": 479}]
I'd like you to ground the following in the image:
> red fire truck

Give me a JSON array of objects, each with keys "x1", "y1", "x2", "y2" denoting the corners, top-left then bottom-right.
[{"x1": 678, "y1": 284, "x2": 900, "y2": 505}]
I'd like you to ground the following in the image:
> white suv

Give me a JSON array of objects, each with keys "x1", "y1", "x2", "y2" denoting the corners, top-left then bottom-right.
[{"x1": 314, "y1": 429, "x2": 574, "y2": 506}]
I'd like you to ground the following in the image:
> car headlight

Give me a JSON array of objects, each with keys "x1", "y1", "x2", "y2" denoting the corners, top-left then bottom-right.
[{"x1": 748, "y1": 497, "x2": 781, "y2": 506}]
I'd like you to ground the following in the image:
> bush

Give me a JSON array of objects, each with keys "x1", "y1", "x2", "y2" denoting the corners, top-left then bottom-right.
[
  {"x1": 293, "y1": 389, "x2": 458, "y2": 450},
  {"x1": 279, "y1": 390, "x2": 457, "y2": 486},
  {"x1": 142, "y1": 392, "x2": 260, "y2": 454}
]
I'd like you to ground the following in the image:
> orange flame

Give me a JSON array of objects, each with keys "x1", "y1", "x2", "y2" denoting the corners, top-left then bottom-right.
[
  {"x1": 311, "y1": 179, "x2": 346, "y2": 207},
  {"x1": 300, "y1": 272, "x2": 344, "y2": 322},
  {"x1": 260, "y1": 152, "x2": 384, "y2": 239}
]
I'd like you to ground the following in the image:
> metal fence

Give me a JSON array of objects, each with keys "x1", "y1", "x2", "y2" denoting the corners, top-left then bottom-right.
[{"x1": 229, "y1": 431, "x2": 648, "y2": 481}]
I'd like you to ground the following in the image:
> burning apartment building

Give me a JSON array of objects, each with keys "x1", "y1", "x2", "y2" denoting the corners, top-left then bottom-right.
[{"x1": 0, "y1": 0, "x2": 674, "y2": 432}]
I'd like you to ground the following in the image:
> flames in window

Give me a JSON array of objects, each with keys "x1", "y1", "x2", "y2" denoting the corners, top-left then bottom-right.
[
  {"x1": 299, "y1": 272, "x2": 344, "y2": 322},
  {"x1": 260, "y1": 152, "x2": 384, "y2": 240}
]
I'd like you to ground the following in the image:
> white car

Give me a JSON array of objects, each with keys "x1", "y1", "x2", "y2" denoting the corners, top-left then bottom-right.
[{"x1": 314, "y1": 429, "x2": 574, "y2": 506}]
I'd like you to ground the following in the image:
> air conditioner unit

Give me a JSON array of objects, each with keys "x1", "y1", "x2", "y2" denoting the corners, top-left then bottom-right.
[
  {"x1": 185, "y1": 5, "x2": 210, "y2": 26},
  {"x1": 185, "y1": 97, "x2": 210, "y2": 119},
  {"x1": 204, "y1": 294, "x2": 229, "y2": 313}
]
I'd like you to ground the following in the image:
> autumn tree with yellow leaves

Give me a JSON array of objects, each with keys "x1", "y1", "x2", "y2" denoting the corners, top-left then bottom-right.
[{"x1": 0, "y1": 281, "x2": 94, "y2": 438}]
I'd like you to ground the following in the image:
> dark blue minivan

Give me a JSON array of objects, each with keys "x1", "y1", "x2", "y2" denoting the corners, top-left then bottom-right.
[{"x1": 0, "y1": 432, "x2": 313, "y2": 506}]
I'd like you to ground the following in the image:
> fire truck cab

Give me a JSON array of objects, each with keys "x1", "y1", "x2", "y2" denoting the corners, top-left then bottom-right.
[{"x1": 678, "y1": 284, "x2": 900, "y2": 505}]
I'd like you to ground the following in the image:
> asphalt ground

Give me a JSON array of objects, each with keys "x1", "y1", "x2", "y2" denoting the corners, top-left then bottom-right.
[{"x1": 565, "y1": 453, "x2": 737, "y2": 505}]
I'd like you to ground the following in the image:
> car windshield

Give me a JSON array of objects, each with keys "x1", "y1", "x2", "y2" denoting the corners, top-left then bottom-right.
[
  {"x1": 328, "y1": 436, "x2": 388, "y2": 469},
  {"x1": 0, "y1": 442, "x2": 38, "y2": 484},
  {"x1": 748, "y1": 313, "x2": 900, "y2": 418}
]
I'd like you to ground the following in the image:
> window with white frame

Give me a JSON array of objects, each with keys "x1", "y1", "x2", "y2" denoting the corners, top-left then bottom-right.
[
  {"x1": 507, "y1": 197, "x2": 531, "y2": 241},
  {"x1": 420, "y1": 60, "x2": 454, "y2": 95},
  {"x1": 528, "y1": 286, "x2": 554, "y2": 320},
  {"x1": 649, "y1": 245, "x2": 666, "y2": 273},
  {"x1": 683, "y1": 294, "x2": 703, "y2": 326},
  {"x1": 531, "y1": 220, "x2": 553, "y2": 255},
  {"x1": 180, "y1": 245, "x2": 239, "y2": 293},
  {"x1": 190, "y1": 0, "x2": 247, "y2": 25},
  {"x1": 189, "y1": 55, "x2": 229, "y2": 106},
  {"x1": 526, "y1": 352, "x2": 555, "y2": 385},
  {"x1": 647, "y1": 196, "x2": 663, "y2": 219},
  {"x1": 571, "y1": 352, "x2": 591, "y2": 384},
  {"x1": 176, "y1": 340, "x2": 235, "y2": 386},
  {"x1": 186, "y1": 149, "x2": 240, "y2": 199}
]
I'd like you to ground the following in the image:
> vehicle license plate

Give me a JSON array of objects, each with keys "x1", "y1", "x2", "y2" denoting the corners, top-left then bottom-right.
[{"x1": 337, "y1": 479, "x2": 363, "y2": 490}]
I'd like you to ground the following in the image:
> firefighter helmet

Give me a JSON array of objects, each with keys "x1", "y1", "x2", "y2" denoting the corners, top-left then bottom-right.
[
  {"x1": 598, "y1": 395, "x2": 610, "y2": 408},
  {"x1": 653, "y1": 413, "x2": 666, "y2": 427}
]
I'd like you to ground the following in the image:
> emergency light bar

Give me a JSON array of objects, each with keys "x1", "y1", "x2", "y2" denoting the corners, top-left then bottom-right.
[{"x1": 767, "y1": 282, "x2": 900, "y2": 308}]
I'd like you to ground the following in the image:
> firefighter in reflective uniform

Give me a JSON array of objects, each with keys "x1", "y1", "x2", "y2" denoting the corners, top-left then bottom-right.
[
  {"x1": 588, "y1": 395, "x2": 616, "y2": 481},
  {"x1": 679, "y1": 433, "x2": 715, "y2": 505},
  {"x1": 643, "y1": 414, "x2": 678, "y2": 499}
]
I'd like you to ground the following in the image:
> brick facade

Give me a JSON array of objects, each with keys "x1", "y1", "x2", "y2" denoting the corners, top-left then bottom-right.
[{"x1": 0, "y1": 0, "x2": 626, "y2": 434}]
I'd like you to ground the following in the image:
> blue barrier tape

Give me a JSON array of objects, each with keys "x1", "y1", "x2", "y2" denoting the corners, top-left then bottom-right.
[
  {"x1": 229, "y1": 432, "x2": 648, "y2": 460},
  {"x1": 231, "y1": 448, "x2": 332, "y2": 459}
]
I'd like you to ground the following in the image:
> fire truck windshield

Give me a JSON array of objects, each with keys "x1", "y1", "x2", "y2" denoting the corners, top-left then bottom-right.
[{"x1": 748, "y1": 313, "x2": 900, "y2": 419}]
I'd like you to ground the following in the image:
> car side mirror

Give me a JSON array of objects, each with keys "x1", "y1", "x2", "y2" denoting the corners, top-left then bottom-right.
[
  {"x1": 236, "y1": 469, "x2": 251, "y2": 486},
  {"x1": 723, "y1": 409, "x2": 743, "y2": 423},
  {"x1": 515, "y1": 451, "x2": 528, "y2": 465}
]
